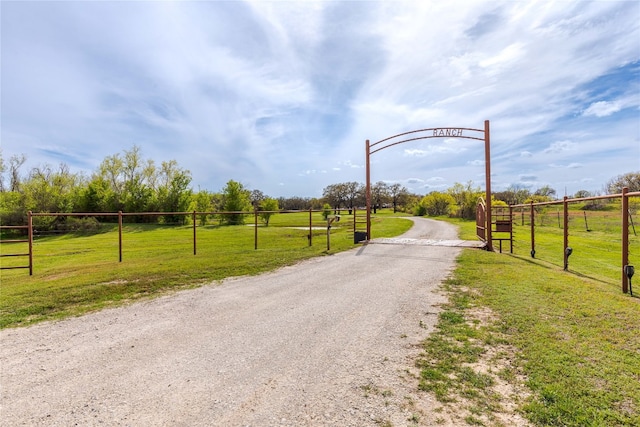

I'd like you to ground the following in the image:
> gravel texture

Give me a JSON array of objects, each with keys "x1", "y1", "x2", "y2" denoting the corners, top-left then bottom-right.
[{"x1": 1, "y1": 218, "x2": 462, "y2": 426}]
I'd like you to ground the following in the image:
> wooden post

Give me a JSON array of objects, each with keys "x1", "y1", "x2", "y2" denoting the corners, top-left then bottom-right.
[{"x1": 622, "y1": 187, "x2": 629, "y2": 293}]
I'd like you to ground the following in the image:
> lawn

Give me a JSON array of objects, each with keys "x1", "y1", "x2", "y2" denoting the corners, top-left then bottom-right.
[
  {"x1": 0, "y1": 210, "x2": 412, "y2": 328},
  {"x1": 422, "y1": 216, "x2": 640, "y2": 426}
]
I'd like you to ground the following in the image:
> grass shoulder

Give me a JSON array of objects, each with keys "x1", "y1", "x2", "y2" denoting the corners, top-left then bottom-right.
[{"x1": 417, "y1": 216, "x2": 640, "y2": 426}]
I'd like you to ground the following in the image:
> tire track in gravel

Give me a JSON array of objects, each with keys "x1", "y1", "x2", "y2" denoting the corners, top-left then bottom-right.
[{"x1": 1, "y1": 218, "x2": 463, "y2": 426}]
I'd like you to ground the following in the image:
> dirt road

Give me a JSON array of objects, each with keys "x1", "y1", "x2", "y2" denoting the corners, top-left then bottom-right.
[{"x1": 1, "y1": 218, "x2": 463, "y2": 426}]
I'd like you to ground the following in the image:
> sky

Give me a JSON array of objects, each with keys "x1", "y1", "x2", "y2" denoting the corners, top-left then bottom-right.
[{"x1": 1, "y1": 0, "x2": 639, "y2": 198}]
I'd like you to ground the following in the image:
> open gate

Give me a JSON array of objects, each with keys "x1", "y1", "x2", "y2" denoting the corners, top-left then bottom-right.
[
  {"x1": 365, "y1": 121, "x2": 493, "y2": 251},
  {"x1": 476, "y1": 198, "x2": 486, "y2": 241}
]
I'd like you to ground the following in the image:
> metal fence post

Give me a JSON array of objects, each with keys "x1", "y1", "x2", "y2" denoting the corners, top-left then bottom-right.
[
  {"x1": 622, "y1": 187, "x2": 629, "y2": 293},
  {"x1": 193, "y1": 211, "x2": 197, "y2": 256},
  {"x1": 254, "y1": 208, "x2": 258, "y2": 250},
  {"x1": 563, "y1": 196, "x2": 569, "y2": 270},
  {"x1": 118, "y1": 211, "x2": 123, "y2": 262},
  {"x1": 28, "y1": 211, "x2": 33, "y2": 275},
  {"x1": 530, "y1": 201, "x2": 536, "y2": 258},
  {"x1": 309, "y1": 208, "x2": 313, "y2": 246}
]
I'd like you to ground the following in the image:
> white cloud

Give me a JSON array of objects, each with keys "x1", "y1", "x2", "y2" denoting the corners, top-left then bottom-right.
[
  {"x1": 544, "y1": 141, "x2": 577, "y2": 154},
  {"x1": 404, "y1": 145, "x2": 467, "y2": 157},
  {"x1": 582, "y1": 101, "x2": 622, "y2": 117},
  {"x1": 1, "y1": 0, "x2": 638, "y2": 197}
]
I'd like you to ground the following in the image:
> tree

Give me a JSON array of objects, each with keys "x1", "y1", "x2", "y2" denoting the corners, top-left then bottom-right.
[
  {"x1": 0, "y1": 149, "x2": 6, "y2": 192},
  {"x1": 322, "y1": 183, "x2": 347, "y2": 213},
  {"x1": 447, "y1": 181, "x2": 483, "y2": 219},
  {"x1": 534, "y1": 185, "x2": 556, "y2": 200},
  {"x1": 259, "y1": 198, "x2": 279, "y2": 226},
  {"x1": 321, "y1": 203, "x2": 332, "y2": 220},
  {"x1": 20, "y1": 163, "x2": 85, "y2": 229},
  {"x1": 191, "y1": 189, "x2": 213, "y2": 226},
  {"x1": 343, "y1": 181, "x2": 363, "y2": 214},
  {"x1": 494, "y1": 184, "x2": 531, "y2": 205},
  {"x1": 573, "y1": 190, "x2": 593, "y2": 199},
  {"x1": 371, "y1": 181, "x2": 389, "y2": 214},
  {"x1": 221, "y1": 180, "x2": 250, "y2": 225},
  {"x1": 8, "y1": 153, "x2": 26, "y2": 192},
  {"x1": 156, "y1": 160, "x2": 192, "y2": 224},
  {"x1": 277, "y1": 196, "x2": 313, "y2": 210},
  {"x1": 420, "y1": 191, "x2": 454, "y2": 216},
  {"x1": 250, "y1": 189, "x2": 265, "y2": 209},
  {"x1": 606, "y1": 172, "x2": 640, "y2": 193},
  {"x1": 388, "y1": 183, "x2": 409, "y2": 213}
]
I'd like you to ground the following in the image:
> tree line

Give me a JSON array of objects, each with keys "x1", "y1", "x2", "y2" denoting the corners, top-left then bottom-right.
[{"x1": 1, "y1": 146, "x2": 637, "y2": 230}]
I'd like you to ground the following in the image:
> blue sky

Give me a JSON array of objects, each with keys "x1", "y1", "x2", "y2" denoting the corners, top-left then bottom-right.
[{"x1": 2, "y1": 0, "x2": 639, "y2": 198}]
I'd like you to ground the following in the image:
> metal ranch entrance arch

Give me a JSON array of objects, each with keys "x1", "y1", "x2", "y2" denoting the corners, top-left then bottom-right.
[{"x1": 365, "y1": 120, "x2": 493, "y2": 251}]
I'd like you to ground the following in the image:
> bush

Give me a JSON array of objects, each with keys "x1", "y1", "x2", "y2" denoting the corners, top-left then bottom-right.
[
  {"x1": 420, "y1": 192, "x2": 455, "y2": 216},
  {"x1": 322, "y1": 203, "x2": 332, "y2": 220},
  {"x1": 414, "y1": 204, "x2": 427, "y2": 216}
]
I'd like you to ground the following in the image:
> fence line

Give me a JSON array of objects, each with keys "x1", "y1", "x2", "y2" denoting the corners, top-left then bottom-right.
[
  {"x1": 0, "y1": 216, "x2": 33, "y2": 275},
  {"x1": 512, "y1": 187, "x2": 640, "y2": 294},
  {"x1": 2, "y1": 208, "x2": 353, "y2": 275}
]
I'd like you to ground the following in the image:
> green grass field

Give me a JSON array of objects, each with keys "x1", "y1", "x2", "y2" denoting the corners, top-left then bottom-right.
[
  {"x1": 427, "y1": 216, "x2": 640, "y2": 426},
  {"x1": 2, "y1": 209, "x2": 639, "y2": 426},
  {"x1": 0, "y1": 210, "x2": 411, "y2": 328}
]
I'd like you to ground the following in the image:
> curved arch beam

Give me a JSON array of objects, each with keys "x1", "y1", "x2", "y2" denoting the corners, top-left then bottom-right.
[{"x1": 365, "y1": 121, "x2": 492, "y2": 250}]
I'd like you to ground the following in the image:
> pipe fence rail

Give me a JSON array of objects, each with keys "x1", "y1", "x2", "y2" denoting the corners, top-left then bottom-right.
[
  {"x1": 511, "y1": 187, "x2": 640, "y2": 294},
  {"x1": 0, "y1": 216, "x2": 33, "y2": 275},
  {"x1": 0, "y1": 208, "x2": 357, "y2": 276}
]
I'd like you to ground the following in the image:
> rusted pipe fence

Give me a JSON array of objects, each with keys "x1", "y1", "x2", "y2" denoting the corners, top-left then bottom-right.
[
  {"x1": 512, "y1": 188, "x2": 640, "y2": 294},
  {"x1": 3, "y1": 208, "x2": 357, "y2": 274},
  {"x1": 0, "y1": 213, "x2": 33, "y2": 275}
]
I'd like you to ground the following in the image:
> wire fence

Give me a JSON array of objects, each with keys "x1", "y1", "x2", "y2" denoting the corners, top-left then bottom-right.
[{"x1": 510, "y1": 189, "x2": 640, "y2": 294}]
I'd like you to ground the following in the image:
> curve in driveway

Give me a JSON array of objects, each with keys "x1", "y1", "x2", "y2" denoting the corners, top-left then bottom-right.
[{"x1": 1, "y1": 218, "x2": 463, "y2": 426}]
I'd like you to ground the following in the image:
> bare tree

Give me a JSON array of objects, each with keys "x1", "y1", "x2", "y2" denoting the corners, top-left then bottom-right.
[
  {"x1": 606, "y1": 172, "x2": 640, "y2": 193},
  {"x1": 9, "y1": 153, "x2": 27, "y2": 192}
]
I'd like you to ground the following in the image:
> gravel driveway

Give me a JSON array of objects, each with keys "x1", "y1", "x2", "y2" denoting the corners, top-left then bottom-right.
[{"x1": 1, "y1": 218, "x2": 463, "y2": 426}]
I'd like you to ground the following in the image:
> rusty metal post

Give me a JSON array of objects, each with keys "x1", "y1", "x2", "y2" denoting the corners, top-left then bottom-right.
[
  {"x1": 365, "y1": 139, "x2": 371, "y2": 240},
  {"x1": 326, "y1": 220, "x2": 330, "y2": 252},
  {"x1": 622, "y1": 187, "x2": 629, "y2": 293},
  {"x1": 193, "y1": 211, "x2": 197, "y2": 255},
  {"x1": 309, "y1": 208, "x2": 313, "y2": 246},
  {"x1": 118, "y1": 211, "x2": 123, "y2": 262},
  {"x1": 28, "y1": 211, "x2": 33, "y2": 275},
  {"x1": 563, "y1": 196, "x2": 569, "y2": 270},
  {"x1": 509, "y1": 205, "x2": 514, "y2": 254},
  {"x1": 530, "y1": 201, "x2": 536, "y2": 258},
  {"x1": 254, "y1": 208, "x2": 258, "y2": 250},
  {"x1": 484, "y1": 120, "x2": 493, "y2": 251}
]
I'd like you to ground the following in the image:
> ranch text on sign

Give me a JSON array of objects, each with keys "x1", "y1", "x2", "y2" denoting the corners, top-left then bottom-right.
[{"x1": 433, "y1": 128, "x2": 464, "y2": 137}]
